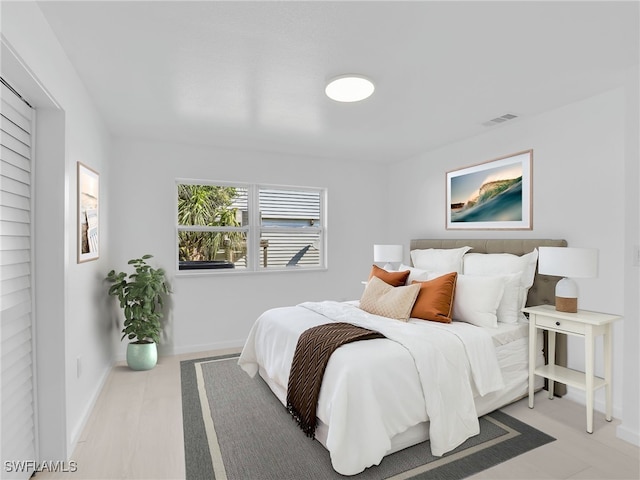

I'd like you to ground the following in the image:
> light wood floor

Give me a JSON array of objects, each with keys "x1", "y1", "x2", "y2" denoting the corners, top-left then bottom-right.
[{"x1": 37, "y1": 349, "x2": 639, "y2": 480}]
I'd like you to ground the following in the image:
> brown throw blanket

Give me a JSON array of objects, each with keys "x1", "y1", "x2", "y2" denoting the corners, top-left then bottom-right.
[{"x1": 286, "y1": 322, "x2": 384, "y2": 437}]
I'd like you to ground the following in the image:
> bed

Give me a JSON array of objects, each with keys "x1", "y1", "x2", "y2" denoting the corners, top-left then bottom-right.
[{"x1": 239, "y1": 238, "x2": 567, "y2": 476}]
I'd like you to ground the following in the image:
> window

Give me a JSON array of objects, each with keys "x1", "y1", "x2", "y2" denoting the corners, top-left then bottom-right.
[{"x1": 177, "y1": 181, "x2": 326, "y2": 272}]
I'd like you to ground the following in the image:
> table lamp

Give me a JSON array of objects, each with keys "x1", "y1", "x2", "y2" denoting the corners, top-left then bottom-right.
[
  {"x1": 538, "y1": 246, "x2": 598, "y2": 313},
  {"x1": 373, "y1": 244, "x2": 403, "y2": 271}
]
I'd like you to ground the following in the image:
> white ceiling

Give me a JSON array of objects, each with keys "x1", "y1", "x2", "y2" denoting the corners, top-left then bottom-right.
[{"x1": 37, "y1": 1, "x2": 639, "y2": 163}]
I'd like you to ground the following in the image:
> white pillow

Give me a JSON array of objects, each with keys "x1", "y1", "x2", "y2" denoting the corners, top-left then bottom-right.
[
  {"x1": 452, "y1": 274, "x2": 505, "y2": 328},
  {"x1": 410, "y1": 246, "x2": 472, "y2": 274},
  {"x1": 399, "y1": 263, "x2": 432, "y2": 285},
  {"x1": 462, "y1": 250, "x2": 538, "y2": 323},
  {"x1": 458, "y1": 271, "x2": 521, "y2": 324},
  {"x1": 495, "y1": 273, "x2": 521, "y2": 324}
]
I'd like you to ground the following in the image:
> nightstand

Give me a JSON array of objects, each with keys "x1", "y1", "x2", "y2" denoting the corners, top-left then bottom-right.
[{"x1": 523, "y1": 304, "x2": 621, "y2": 433}]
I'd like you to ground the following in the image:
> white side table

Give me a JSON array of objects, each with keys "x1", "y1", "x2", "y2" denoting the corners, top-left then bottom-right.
[{"x1": 523, "y1": 304, "x2": 621, "y2": 433}]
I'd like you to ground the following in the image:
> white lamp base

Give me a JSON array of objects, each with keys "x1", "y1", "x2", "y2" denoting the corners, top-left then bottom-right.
[{"x1": 556, "y1": 277, "x2": 578, "y2": 313}]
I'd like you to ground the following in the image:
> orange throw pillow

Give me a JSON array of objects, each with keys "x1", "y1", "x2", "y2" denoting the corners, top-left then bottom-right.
[
  {"x1": 410, "y1": 272, "x2": 458, "y2": 323},
  {"x1": 369, "y1": 264, "x2": 410, "y2": 287}
]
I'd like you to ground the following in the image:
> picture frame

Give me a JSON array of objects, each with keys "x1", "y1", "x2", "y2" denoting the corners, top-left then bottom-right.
[
  {"x1": 446, "y1": 149, "x2": 532, "y2": 230},
  {"x1": 77, "y1": 162, "x2": 100, "y2": 262}
]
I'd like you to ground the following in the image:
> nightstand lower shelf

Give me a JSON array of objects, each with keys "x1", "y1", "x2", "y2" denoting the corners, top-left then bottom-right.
[{"x1": 534, "y1": 364, "x2": 607, "y2": 391}]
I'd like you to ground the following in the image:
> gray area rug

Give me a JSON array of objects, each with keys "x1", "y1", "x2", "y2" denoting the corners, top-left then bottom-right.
[{"x1": 181, "y1": 354, "x2": 554, "y2": 480}]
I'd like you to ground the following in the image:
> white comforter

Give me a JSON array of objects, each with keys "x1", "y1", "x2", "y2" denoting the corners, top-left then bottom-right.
[{"x1": 238, "y1": 301, "x2": 504, "y2": 476}]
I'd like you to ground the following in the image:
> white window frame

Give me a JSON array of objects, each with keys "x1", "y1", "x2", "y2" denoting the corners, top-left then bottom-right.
[{"x1": 176, "y1": 179, "x2": 327, "y2": 274}]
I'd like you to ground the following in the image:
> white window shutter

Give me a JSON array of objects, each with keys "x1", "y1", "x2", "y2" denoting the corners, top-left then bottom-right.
[{"x1": 1, "y1": 80, "x2": 36, "y2": 480}]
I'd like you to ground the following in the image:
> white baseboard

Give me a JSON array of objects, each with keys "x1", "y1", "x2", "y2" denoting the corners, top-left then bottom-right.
[
  {"x1": 67, "y1": 359, "x2": 115, "y2": 456},
  {"x1": 115, "y1": 339, "x2": 245, "y2": 361},
  {"x1": 170, "y1": 339, "x2": 245, "y2": 356},
  {"x1": 616, "y1": 424, "x2": 640, "y2": 447},
  {"x1": 563, "y1": 387, "x2": 640, "y2": 446},
  {"x1": 564, "y1": 387, "x2": 623, "y2": 420}
]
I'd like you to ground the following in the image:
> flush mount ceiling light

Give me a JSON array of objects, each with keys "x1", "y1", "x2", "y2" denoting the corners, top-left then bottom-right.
[{"x1": 325, "y1": 75, "x2": 375, "y2": 102}]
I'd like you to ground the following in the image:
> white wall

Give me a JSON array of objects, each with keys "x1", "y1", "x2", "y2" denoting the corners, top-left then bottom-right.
[
  {"x1": 619, "y1": 65, "x2": 640, "y2": 446},
  {"x1": 2, "y1": 2, "x2": 114, "y2": 459},
  {"x1": 387, "y1": 83, "x2": 639, "y2": 444},
  {"x1": 108, "y1": 139, "x2": 388, "y2": 358}
]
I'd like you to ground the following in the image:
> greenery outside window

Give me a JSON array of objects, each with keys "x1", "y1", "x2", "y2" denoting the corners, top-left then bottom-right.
[{"x1": 177, "y1": 181, "x2": 326, "y2": 272}]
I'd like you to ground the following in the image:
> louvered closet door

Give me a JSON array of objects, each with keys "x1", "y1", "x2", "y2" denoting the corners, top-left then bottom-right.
[{"x1": 0, "y1": 81, "x2": 36, "y2": 480}]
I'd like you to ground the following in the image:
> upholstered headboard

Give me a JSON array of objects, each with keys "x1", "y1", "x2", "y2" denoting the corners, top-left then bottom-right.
[
  {"x1": 409, "y1": 238, "x2": 568, "y2": 395},
  {"x1": 409, "y1": 238, "x2": 567, "y2": 307}
]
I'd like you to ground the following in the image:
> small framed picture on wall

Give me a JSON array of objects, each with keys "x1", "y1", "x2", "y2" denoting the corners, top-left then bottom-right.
[
  {"x1": 77, "y1": 162, "x2": 100, "y2": 263},
  {"x1": 446, "y1": 149, "x2": 533, "y2": 230}
]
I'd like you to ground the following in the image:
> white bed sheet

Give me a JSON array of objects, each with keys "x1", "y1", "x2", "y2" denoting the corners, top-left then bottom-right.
[{"x1": 239, "y1": 301, "x2": 540, "y2": 476}]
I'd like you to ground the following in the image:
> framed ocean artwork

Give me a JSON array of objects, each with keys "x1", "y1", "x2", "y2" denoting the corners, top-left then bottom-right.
[
  {"x1": 446, "y1": 150, "x2": 532, "y2": 230},
  {"x1": 78, "y1": 162, "x2": 100, "y2": 262}
]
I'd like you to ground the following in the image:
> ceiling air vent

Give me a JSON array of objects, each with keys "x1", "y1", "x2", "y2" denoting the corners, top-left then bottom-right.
[{"x1": 482, "y1": 113, "x2": 518, "y2": 127}]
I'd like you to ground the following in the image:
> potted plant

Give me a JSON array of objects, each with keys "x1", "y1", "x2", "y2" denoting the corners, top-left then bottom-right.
[{"x1": 106, "y1": 254, "x2": 170, "y2": 370}]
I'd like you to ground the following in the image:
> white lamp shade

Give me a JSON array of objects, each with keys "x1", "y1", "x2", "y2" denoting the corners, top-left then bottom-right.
[
  {"x1": 373, "y1": 244, "x2": 403, "y2": 263},
  {"x1": 538, "y1": 247, "x2": 598, "y2": 278}
]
